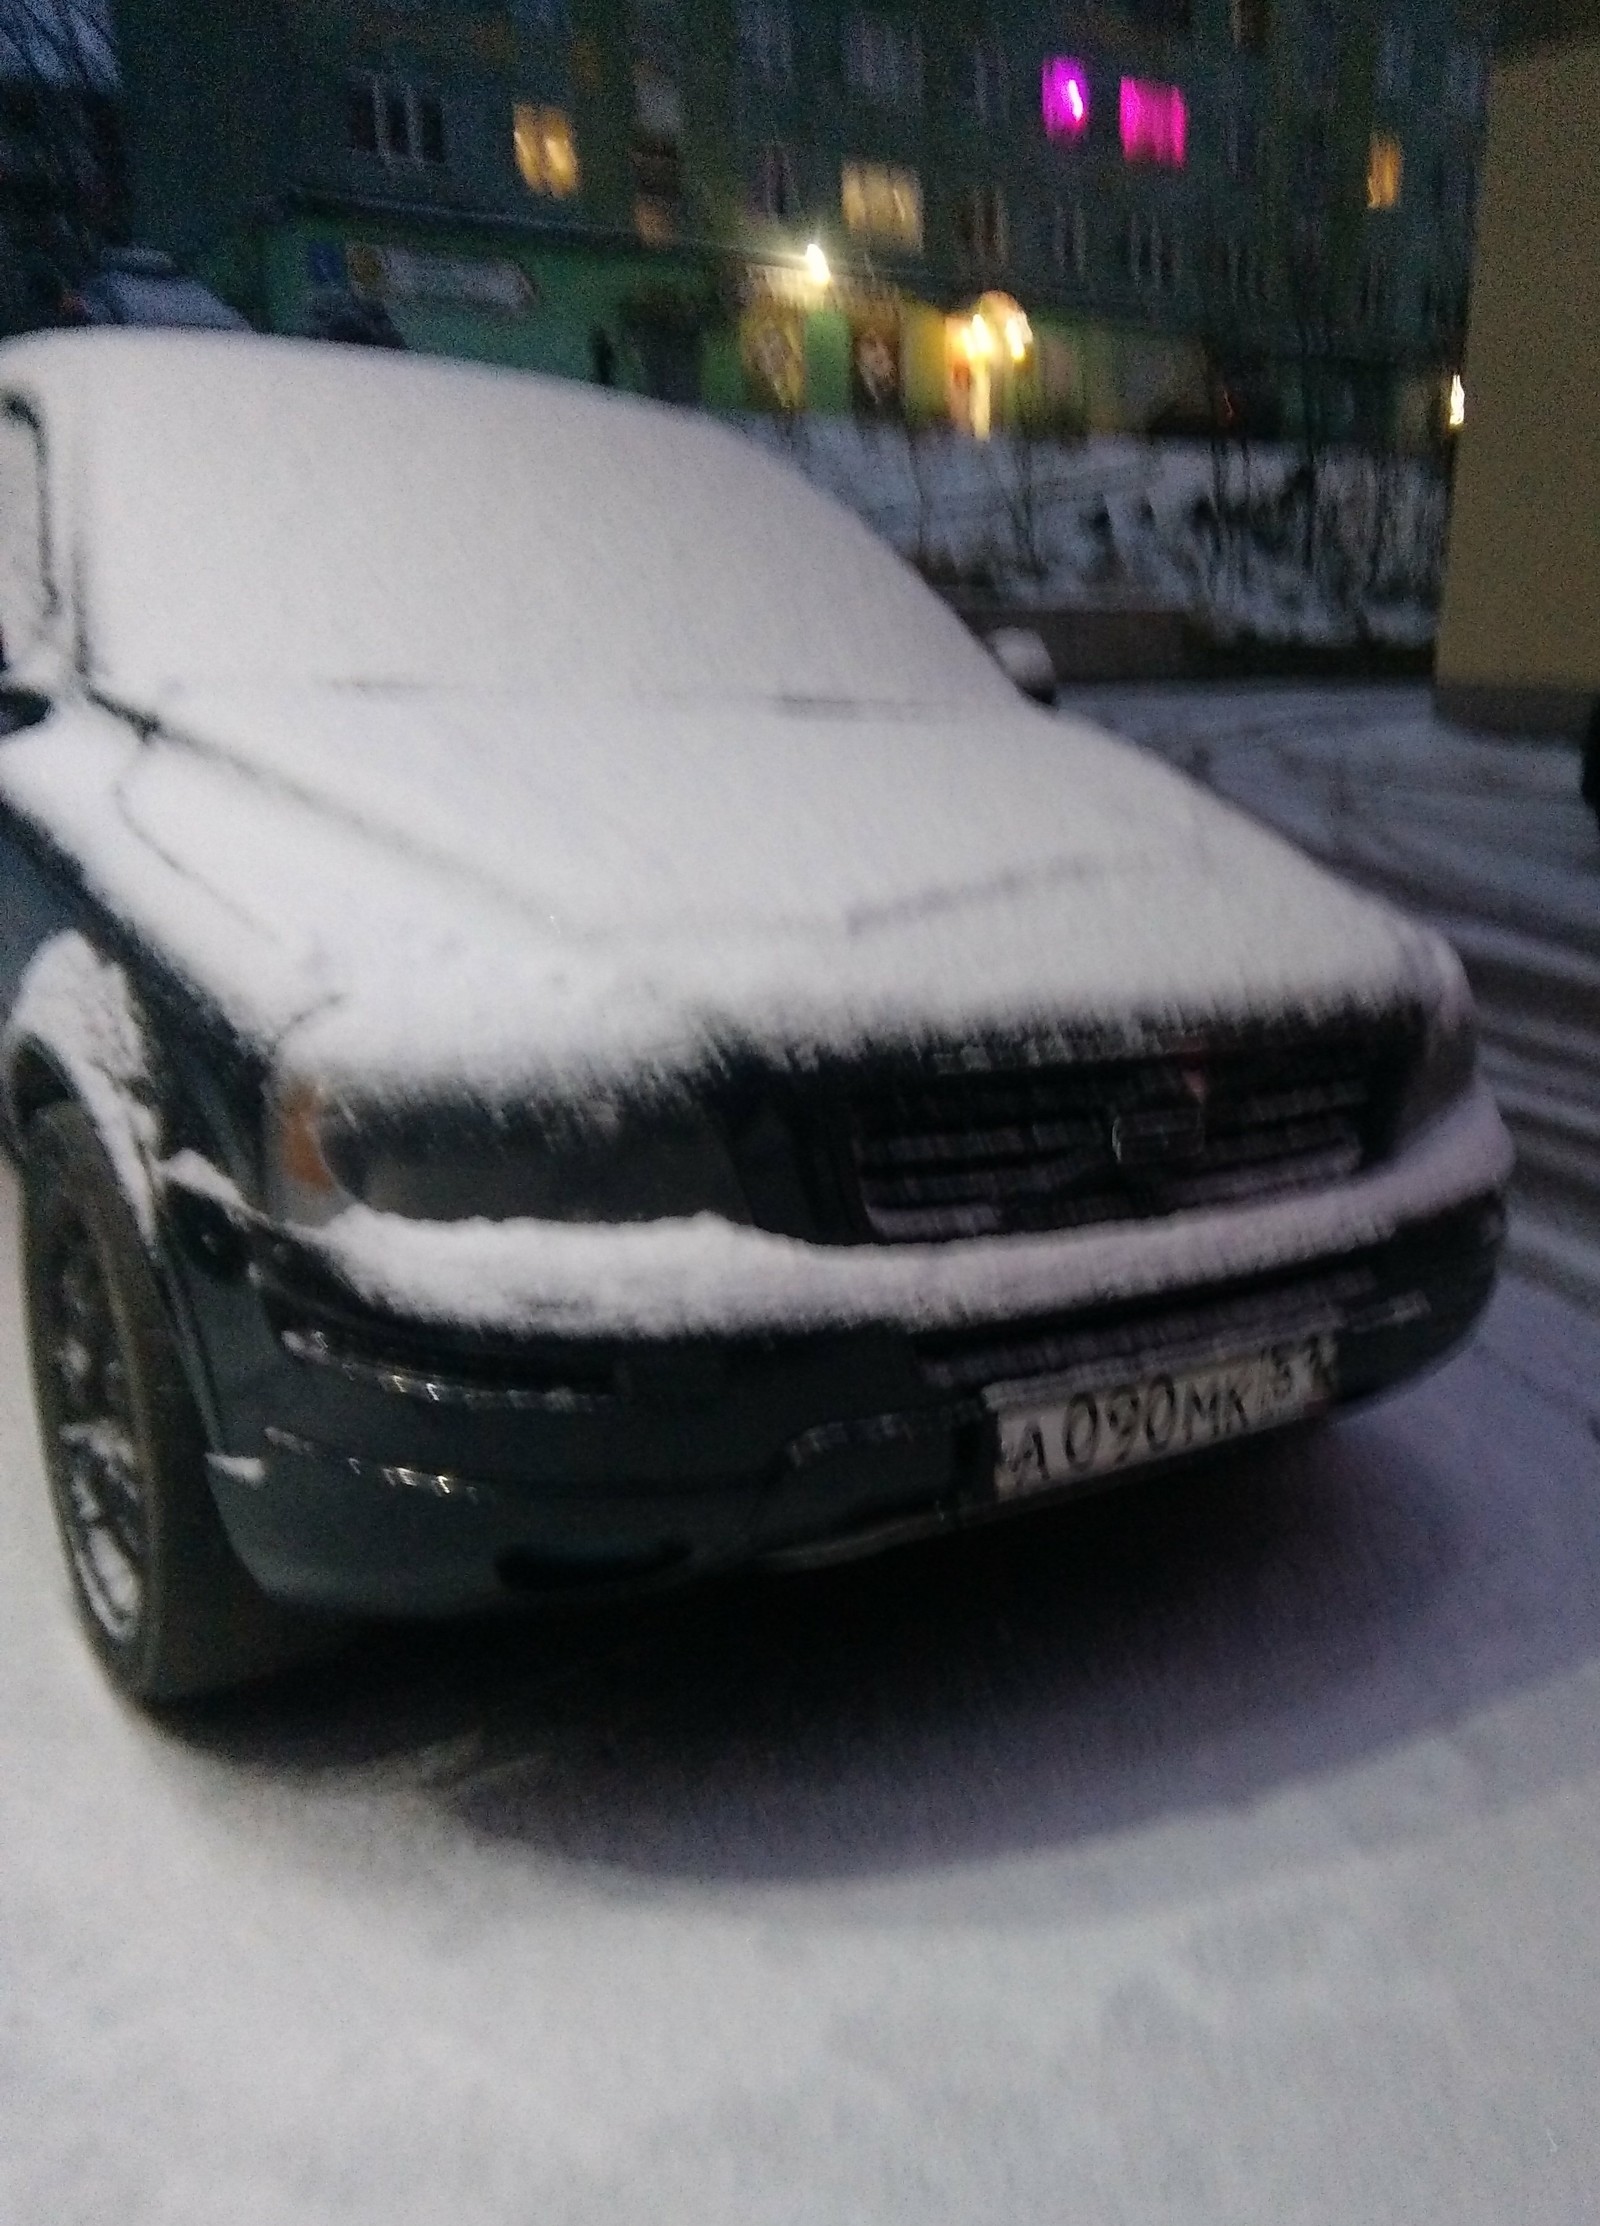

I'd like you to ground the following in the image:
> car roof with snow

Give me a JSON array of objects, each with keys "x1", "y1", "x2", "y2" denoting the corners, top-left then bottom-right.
[
  {"x1": 0, "y1": 327, "x2": 1004, "y2": 712},
  {"x1": 79, "y1": 270, "x2": 250, "y2": 331}
]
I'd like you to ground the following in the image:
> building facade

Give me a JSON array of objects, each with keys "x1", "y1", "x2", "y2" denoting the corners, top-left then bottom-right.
[
  {"x1": 1436, "y1": 0, "x2": 1600, "y2": 734},
  {"x1": 112, "y1": 0, "x2": 1492, "y2": 435}
]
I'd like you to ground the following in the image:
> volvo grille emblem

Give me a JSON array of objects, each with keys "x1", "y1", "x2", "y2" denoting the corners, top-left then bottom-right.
[{"x1": 1110, "y1": 1085, "x2": 1209, "y2": 1170}]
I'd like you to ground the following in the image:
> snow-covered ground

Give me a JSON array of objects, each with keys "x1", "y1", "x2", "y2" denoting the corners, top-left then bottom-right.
[
  {"x1": 5, "y1": 1159, "x2": 1600, "y2": 2223},
  {"x1": 0, "y1": 669, "x2": 1593, "y2": 2217},
  {"x1": 739, "y1": 419, "x2": 1445, "y2": 646},
  {"x1": 1064, "y1": 682, "x2": 1600, "y2": 1309}
]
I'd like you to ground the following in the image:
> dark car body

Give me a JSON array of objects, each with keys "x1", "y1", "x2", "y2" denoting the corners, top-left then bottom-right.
[{"x1": 0, "y1": 332, "x2": 1510, "y2": 1660}]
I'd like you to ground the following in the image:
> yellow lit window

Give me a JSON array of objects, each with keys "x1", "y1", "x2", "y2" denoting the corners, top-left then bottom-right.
[
  {"x1": 840, "y1": 161, "x2": 922, "y2": 249},
  {"x1": 1367, "y1": 133, "x2": 1402, "y2": 210},
  {"x1": 514, "y1": 104, "x2": 579, "y2": 196}
]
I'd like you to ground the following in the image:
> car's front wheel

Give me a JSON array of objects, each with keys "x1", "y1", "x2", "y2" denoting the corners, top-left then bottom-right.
[{"x1": 22, "y1": 1100, "x2": 319, "y2": 1704}]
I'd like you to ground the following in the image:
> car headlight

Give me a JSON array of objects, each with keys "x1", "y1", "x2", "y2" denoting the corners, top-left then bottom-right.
[
  {"x1": 265, "y1": 1080, "x2": 751, "y2": 1229},
  {"x1": 1395, "y1": 934, "x2": 1479, "y2": 1142}
]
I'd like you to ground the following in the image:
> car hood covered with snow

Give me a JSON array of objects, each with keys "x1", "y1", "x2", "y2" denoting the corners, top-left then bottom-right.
[
  {"x1": 0, "y1": 330, "x2": 1437, "y2": 1104},
  {"x1": 0, "y1": 678, "x2": 1436, "y2": 1103}
]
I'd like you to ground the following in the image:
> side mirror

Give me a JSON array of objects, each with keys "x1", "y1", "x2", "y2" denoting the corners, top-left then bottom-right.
[{"x1": 985, "y1": 625, "x2": 1057, "y2": 705}]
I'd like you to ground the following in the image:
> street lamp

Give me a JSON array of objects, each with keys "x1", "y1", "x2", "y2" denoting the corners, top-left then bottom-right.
[{"x1": 803, "y1": 241, "x2": 831, "y2": 288}]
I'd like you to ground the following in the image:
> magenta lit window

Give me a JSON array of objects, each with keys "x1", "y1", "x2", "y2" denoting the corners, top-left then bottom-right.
[
  {"x1": 1119, "y1": 78, "x2": 1187, "y2": 166},
  {"x1": 1041, "y1": 58, "x2": 1090, "y2": 140}
]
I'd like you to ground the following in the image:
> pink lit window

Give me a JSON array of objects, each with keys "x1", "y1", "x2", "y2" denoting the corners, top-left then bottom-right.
[
  {"x1": 1041, "y1": 58, "x2": 1090, "y2": 140},
  {"x1": 1119, "y1": 78, "x2": 1187, "y2": 166}
]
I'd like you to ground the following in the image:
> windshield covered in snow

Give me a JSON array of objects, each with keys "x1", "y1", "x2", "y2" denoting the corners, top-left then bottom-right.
[{"x1": 67, "y1": 334, "x2": 1004, "y2": 709}]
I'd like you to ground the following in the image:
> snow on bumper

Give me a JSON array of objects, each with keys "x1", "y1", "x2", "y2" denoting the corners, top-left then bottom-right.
[{"x1": 302, "y1": 1081, "x2": 1513, "y2": 1341}]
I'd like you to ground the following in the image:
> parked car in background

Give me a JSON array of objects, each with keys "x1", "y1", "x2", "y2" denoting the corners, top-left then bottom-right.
[
  {"x1": 60, "y1": 246, "x2": 248, "y2": 332},
  {"x1": 0, "y1": 331, "x2": 1511, "y2": 1704}
]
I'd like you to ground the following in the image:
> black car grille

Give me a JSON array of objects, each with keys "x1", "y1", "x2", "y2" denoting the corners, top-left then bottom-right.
[{"x1": 840, "y1": 1030, "x2": 1408, "y2": 1244}]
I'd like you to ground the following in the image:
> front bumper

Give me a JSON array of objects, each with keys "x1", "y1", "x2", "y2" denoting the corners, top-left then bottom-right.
[{"x1": 189, "y1": 1143, "x2": 1509, "y2": 1616}]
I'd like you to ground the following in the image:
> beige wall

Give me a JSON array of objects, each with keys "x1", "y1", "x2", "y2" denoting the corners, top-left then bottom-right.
[{"x1": 1436, "y1": 39, "x2": 1600, "y2": 726}]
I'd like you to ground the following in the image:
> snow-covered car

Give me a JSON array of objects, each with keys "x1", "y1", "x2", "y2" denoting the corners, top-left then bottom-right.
[
  {"x1": 0, "y1": 331, "x2": 1511, "y2": 1704},
  {"x1": 62, "y1": 247, "x2": 250, "y2": 333}
]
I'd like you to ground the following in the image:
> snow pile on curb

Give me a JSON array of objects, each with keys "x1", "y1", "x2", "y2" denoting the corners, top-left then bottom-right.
[{"x1": 734, "y1": 418, "x2": 1445, "y2": 648}]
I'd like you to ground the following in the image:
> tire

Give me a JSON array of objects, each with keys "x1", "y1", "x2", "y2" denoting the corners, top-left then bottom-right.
[{"x1": 22, "y1": 1100, "x2": 320, "y2": 1704}]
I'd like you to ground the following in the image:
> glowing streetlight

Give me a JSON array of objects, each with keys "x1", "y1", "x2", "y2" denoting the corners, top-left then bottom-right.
[
  {"x1": 803, "y1": 241, "x2": 831, "y2": 287},
  {"x1": 1447, "y1": 373, "x2": 1466, "y2": 432}
]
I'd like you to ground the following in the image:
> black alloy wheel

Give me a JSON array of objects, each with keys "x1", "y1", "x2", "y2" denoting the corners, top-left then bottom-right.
[
  {"x1": 23, "y1": 1100, "x2": 323, "y2": 1704},
  {"x1": 38, "y1": 1193, "x2": 149, "y2": 1645}
]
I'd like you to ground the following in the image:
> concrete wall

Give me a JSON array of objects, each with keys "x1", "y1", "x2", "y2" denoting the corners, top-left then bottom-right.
[{"x1": 1435, "y1": 37, "x2": 1600, "y2": 734}]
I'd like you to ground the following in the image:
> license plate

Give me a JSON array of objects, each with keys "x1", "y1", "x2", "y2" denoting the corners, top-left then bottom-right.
[{"x1": 989, "y1": 1335, "x2": 1337, "y2": 1500}]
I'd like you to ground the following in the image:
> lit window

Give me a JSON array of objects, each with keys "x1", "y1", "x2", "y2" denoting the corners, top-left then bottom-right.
[
  {"x1": 738, "y1": 0, "x2": 793, "y2": 88},
  {"x1": 1367, "y1": 133, "x2": 1402, "y2": 210},
  {"x1": 513, "y1": 104, "x2": 578, "y2": 195},
  {"x1": 1229, "y1": 0, "x2": 1269, "y2": 53},
  {"x1": 1041, "y1": 58, "x2": 1090, "y2": 141},
  {"x1": 1120, "y1": 80, "x2": 1187, "y2": 167},
  {"x1": 840, "y1": 161, "x2": 922, "y2": 249},
  {"x1": 955, "y1": 184, "x2": 1008, "y2": 269},
  {"x1": 842, "y1": 14, "x2": 922, "y2": 108},
  {"x1": 346, "y1": 77, "x2": 446, "y2": 167}
]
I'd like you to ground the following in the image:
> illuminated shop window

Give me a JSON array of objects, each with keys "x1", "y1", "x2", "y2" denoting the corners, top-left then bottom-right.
[
  {"x1": 1120, "y1": 79, "x2": 1187, "y2": 167},
  {"x1": 1041, "y1": 58, "x2": 1090, "y2": 140},
  {"x1": 513, "y1": 104, "x2": 578, "y2": 195}
]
